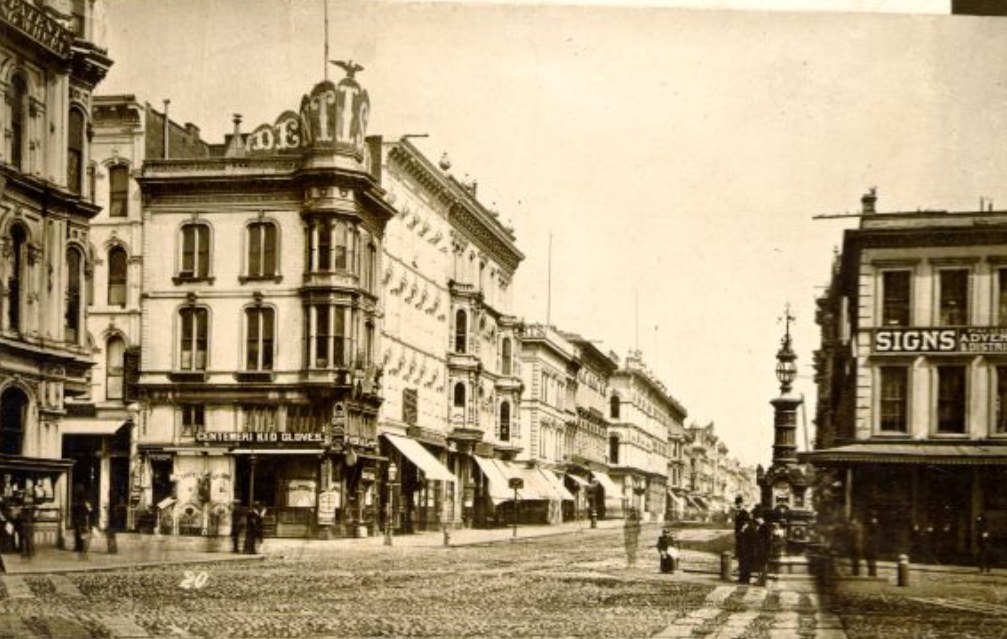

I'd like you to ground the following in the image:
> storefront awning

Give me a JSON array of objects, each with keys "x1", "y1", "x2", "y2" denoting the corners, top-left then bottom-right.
[
  {"x1": 382, "y1": 433, "x2": 455, "y2": 482},
  {"x1": 566, "y1": 474, "x2": 591, "y2": 488},
  {"x1": 472, "y1": 455, "x2": 516, "y2": 505},
  {"x1": 0, "y1": 454, "x2": 73, "y2": 474},
  {"x1": 590, "y1": 471, "x2": 620, "y2": 497},
  {"x1": 60, "y1": 418, "x2": 129, "y2": 436},
  {"x1": 687, "y1": 495, "x2": 709, "y2": 511},
  {"x1": 540, "y1": 469, "x2": 575, "y2": 501},
  {"x1": 666, "y1": 488, "x2": 685, "y2": 509},
  {"x1": 800, "y1": 443, "x2": 1007, "y2": 466}
]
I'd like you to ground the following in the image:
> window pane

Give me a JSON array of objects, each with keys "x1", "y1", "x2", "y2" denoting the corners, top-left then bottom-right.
[
  {"x1": 246, "y1": 309, "x2": 259, "y2": 370},
  {"x1": 262, "y1": 308, "x2": 274, "y2": 370},
  {"x1": 181, "y1": 226, "x2": 195, "y2": 274},
  {"x1": 109, "y1": 166, "x2": 128, "y2": 217},
  {"x1": 333, "y1": 220, "x2": 347, "y2": 270},
  {"x1": 318, "y1": 222, "x2": 332, "y2": 270},
  {"x1": 937, "y1": 366, "x2": 966, "y2": 433},
  {"x1": 195, "y1": 309, "x2": 208, "y2": 370},
  {"x1": 997, "y1": 367, "x2": 1007, "y2": 434},
  {"x1": 196, "y1": 226, "x2": 210, "y2": 278},
  {"x1": 882, "y1": 271, "x2": 910, "y2": 327},
  {"x1": 67, "y1": 110, "x2": 84, "y2": 194},
  {"x1": 263, "y1": 224, "x2": 276, "y2": 276},
  {"x1": 316, "y1": 305, "x2": 330, "y2": 365},
  {"x1": 108, "y1": 248, "x2": 127, "y2": 306},
  {"x1": 180, "y1": 309, "x2": 193, "y2": 369},
  {"x1": 107, "y1": 337, "x2": 125, "y2": 400},
  {"x1": 939, "y1": 269, "x2": 968, "y2": 326},
  {"x1": 879, "y1": 367, "x2": 907, "y2": 432},
  {"x1": 66, "y1": 249, "x2": 81, "y2": 341},
  {"x1": 248, "y1": 224, "x2": 261, "y2": 277}
]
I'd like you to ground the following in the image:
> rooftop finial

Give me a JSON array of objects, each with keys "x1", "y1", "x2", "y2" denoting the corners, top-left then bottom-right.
[{"x1": 330, "y1": 59, "x2": 364, "y2": 79}]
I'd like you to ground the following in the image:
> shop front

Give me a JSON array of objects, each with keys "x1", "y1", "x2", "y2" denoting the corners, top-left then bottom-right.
[
  {"x1": 590, "y1": 470, "x2": 623, "y2": 519},
  {"x1": 381, "y1": 433, "x2": 456, "y2": 533},
  {"x1": 0, "y1": 455, "x2": 71, "y2": 553},
  {"x1": 471, "y1": 456, "x2": 571, "y2": 526}
]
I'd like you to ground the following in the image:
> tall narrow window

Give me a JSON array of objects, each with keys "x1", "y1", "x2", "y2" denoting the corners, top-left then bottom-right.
[
  {"x1": 65, "y1": 247, "x2": 83, "y2": 342},
  {"x1": 107, "y1": 246, "x2": 127, "y2": 307},
  {"x1": 454, "y1": 310, "x2": 467, "y2": 354},
  {"x1": 996, "y1": 366, "x2": 1007, "y2": 434},
  {"x1": 333, "y1": 220, "x2": 348, "y2": 270},
  {"x1": 610, "y1": 395, "x2": 621, "y2": 420},
  {"x1": 247, "y1": 221, "x2": 277, "y2": 278},
  {"x1": 108, "y1": 165, "x2": 128, "y2": 217},
  {"x1": 0, "y1": 388, "x2": 27, "y2": 455},
  {"x1": 10, "y1": 74, "x2": 26, "y2": 171},
  {"x1": 68, "y1": 109, "x2": 85, "y2": 195},
  {"x1": 333, "y1": 307, "x2": 347, "y2": 367},
  {"x1": 499, "y1": 401, "x2": 511, "y2": 441},
  {"x1": 106, "y1": 336, "x2": 125, "y2": 400},
  {"x1": 936, "y1": 366, "x2": 966, "y2": 433},
  {"x1": 501, "y1": 338, "x2": 512, "y2": 376},
  {"x1": 315, "y1": 305, "x2": 330, "y2": 367},
  {"x1": 882, "y1": 271, "x2": 911, "y2": 326},
  {"x1": 181, "y1": 405, "x2": 205, "y2": 437},
  {"x1": 7, "y1": 225, "x2": 25, "y2": 331},
  {"x1": 453, "y1": 382, "x2": 466, "y2": 408},
  {"x1": 180, "y1": 223, "x2": 210, "y2": 279},
  {"x1": 608, "y1": 434, "x2": 620, "y2": 465},
  {"x1": 939, "y1": 269, "x2": 969, "y2": 326},
  {"x1": 879, "y1": 367, "x2": 908, "y2": 432},
  {"x1": 179, "y1": 307, "x2": 209, "y2": 370},
  {"x1": 998, "y1": 270, "x2": 1007, "y2": 327},
  {"x1": 317, "y1": 220, "x2": 332, "y2": 270},
  {"x1": 245, "y1": 306, "x2": 275, "y2": 371}
]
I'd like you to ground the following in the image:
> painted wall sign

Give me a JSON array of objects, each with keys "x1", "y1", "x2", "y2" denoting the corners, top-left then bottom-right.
[
  {"x1": 873, "y1": 327, "x2": 1007, "y2": 354},
  {"x1": 1, "y1": 0, "x2": 73, "y2": 59},
  {"x1": 195, "y1": 432, "x2": 325, "y2": 445},
  {"x1": 245, "y1": 75, "x2": 369, "y2": 158}
]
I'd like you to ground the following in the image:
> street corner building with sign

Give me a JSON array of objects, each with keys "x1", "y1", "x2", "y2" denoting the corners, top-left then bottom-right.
[
  {"x1": 807, "y1": 189, "x2": 1007, "y2": 565},
  {"x1": 0, "y1": 0, "x2": 111, "y2": 551},
  {"x1": 129, "y1": 63, "x2": 395, "y2": 541}
]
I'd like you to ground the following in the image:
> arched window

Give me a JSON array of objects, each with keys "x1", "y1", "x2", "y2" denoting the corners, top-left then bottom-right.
[
  {"x1": 108, "y1": 165, "x2": 129, "y2": 217},
  {"x1": 0, "y1": 387, "x2": 27, "y2": 455},
  {"x1": 608, "y1": 434, "x2": 620, "y2": 465},
  {"x1": 66, "y1": 246, "x2": 83, "y2": 342},
  {"x1": 501, "y1": 337, "x2": 512, "y2": 376},
  {"x1": 247, "y1": 221, "x2": 277, "y2": 278},
  {"x1": 245, "y1": 306, "x2": 275, "y2": 371},
  {"x1": 7, "y1": 224, "x2": 26, "y2": 331},
  {"x1": 68, "y1": 108, "x2": 85, "y2": 195},
  {"x1": 453, "y1": 382, "x2": 466, "y2": 408},
  {"x1": 610, "y1": 395, "x2": 621, "y2": 420},
  {"x1": 9, "y1": 74, "x2": 26, "y2": 171},
  {"x1": 107, "y1": 246, "x2": 127, "y2": 307},
  {"x1": 179, "y1": 307, "x2": 209, "y2": 370},
  {"x1": 106, "y1": 336, "x2": 125, "y2": 400},
  {"x1": 179, "y1": 223, "x2": 210, "y2": 279},
  {"x1": 454, "y1": 309, "x2": 467, "y2": 354},
  {"x1": 499, "y1": 401, "x2": 511, "y2": 441}
]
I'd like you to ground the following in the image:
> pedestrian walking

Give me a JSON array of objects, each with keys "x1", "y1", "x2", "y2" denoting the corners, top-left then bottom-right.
[
  {"x1": 623, "y1": 509, "x2": 641, "y2": 567},
  {"x1": 71, "y1": 492, "x2": 92, "y2": 557},
  {"x1": 847, "y1": 517, "x2": 863, "y2": 576},
  {"x1": 656, "y1": 527, "x2": 678, "y2": 574},
  {"x1": 977, "y1": 513, "x2": 992, "y2": 573},
  {"x1": 864, "y1": 513, "x2": 880, "y2": 577},
  {"x1": 231, "y1": 501, "x2": 246, "y2": 553},
  {"x1": 733, "y1": 499, "x2": 750, "y2": 580},
  {"x1": 243, "y1": 502, "x2": 264, "y2": 555},
  {"x1": 753, "y1": 516, "x2": 771, "y2": 586},
  {"x1": 739, "y1": 515, "x2": 759, "y2": 584}
]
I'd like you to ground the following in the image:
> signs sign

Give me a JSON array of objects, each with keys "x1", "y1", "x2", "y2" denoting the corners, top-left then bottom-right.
[
  {"x1": 873, "y1": 327, "x2": 1007, "y2": 354},
  {"x1": 195, "y1": 432, "x2": 324, "y2": 445}
]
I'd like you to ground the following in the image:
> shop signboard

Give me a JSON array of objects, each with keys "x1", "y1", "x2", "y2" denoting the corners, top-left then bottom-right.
[
  {"x1": 873, "y1": 327, "x2": 1007, "y2": 354},
  {"x1": 195, "y1": 432, "x2": 325, "y2": 445},
  {"x1": 317, "y1": 490, "x2": 339, "y2": 525}
]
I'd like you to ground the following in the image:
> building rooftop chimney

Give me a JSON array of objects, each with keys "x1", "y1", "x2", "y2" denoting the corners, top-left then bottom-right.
[{"x1": 861, "y1": 187, "x2": 877, "y2": 214}]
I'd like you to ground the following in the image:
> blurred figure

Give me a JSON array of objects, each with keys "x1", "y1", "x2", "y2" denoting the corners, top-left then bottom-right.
[
  {"x1": 231, "y1": 500, "x2": 245, "y2": 554},
  {"x1": 754, "y1": 515, "x2": 771, "y2": 586},
  {"x1": 623, "y1": 509, "x2": 641, "y2": 567},
  {"x1": 244, "y1": 502, "x2": 264, "y2": 555},
  {"x1": 977, "y1": 513, "x2": 991, "y2": 573},
  {"x1": 733, "y1": 498, "x2": 750, "y2": 581},
  {"x1": 847, "y1": 517, "x2": 864, "y2": 576}
]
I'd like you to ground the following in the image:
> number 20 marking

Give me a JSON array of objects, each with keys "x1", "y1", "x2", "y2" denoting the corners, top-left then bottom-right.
[{"x1": 179, "y1": 570, "x2": 209, "y2": 590}]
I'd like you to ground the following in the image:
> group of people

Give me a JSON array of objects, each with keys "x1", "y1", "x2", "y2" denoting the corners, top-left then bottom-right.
[
  {"x1": 733, "y1": 498, "x2": 781, "y2": 586},
  {"x1": 230, "y1": 501, "x2": 265, "y2": 554}
]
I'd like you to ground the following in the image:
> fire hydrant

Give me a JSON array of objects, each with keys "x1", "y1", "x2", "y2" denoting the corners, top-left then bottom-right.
[
  {"x1": 589, "y1": 509, "x2": 598, "y2": 529},
  {"x1": 442, "y1": 525, "x2": 451, "y2": 547}
]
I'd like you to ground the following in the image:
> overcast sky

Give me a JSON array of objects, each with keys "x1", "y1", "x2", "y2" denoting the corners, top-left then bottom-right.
[{"x1": 98, "y1": 0, "x2": 1007, "y2": 466}]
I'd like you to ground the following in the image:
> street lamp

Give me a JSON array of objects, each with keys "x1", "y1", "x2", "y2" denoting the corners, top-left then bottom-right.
[{"x1": 384, "y1": 461, "x2": 398, "y2": 546}]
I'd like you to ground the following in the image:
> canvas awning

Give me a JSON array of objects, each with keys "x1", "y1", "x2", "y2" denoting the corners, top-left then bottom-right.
[
  {"x1": 382, "y1": 433, "x2": 456, "y2": 482},
  {"x1": 540, "y1": 469, "x2": 575, "y2": 501},
  {"x1": 800, "y1": 443, "x2": 1007, "y2": 466},
  {"x1": 590, "y1": 471, "x2": 620, "y2": 497},
  {"x1": 565, "y1": 474, "x2": 591, "y2": 488},
  {"x1": 666, "y1": 488, "x2": 685, "y2": 509},
  {"x1": 472, "y1": 455, "x2": 516, "y2": 505},
  {"x1": 60, "y1": 418, "x2": 129, "y2": 436}
]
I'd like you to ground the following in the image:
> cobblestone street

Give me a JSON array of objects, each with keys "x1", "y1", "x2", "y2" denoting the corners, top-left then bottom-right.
[{"x1": 0, "y1": 527, "x2": 1002, "y2": 638}]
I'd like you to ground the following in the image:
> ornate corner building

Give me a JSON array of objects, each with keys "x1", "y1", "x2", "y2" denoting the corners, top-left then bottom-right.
[{"x1": 0, "y1": 0, "x2": 111, "y2": 548}]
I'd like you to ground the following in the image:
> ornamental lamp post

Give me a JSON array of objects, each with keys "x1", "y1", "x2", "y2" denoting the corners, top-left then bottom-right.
[{"x1": 384, "y1": 461, "x2": 398, "y2": 546}]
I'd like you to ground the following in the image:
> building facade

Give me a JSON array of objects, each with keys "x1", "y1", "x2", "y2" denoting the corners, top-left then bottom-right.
[
  {"x1": 808, "y1": 190, "x2": 1007, "y2": 561},
  {"x1": 132, "y1": 68, "x2": 394, "y2": 539},
  {"x1": 1, "y1": 0, "x2": 111, "y2": 548},
  {"x1": 608, "y1": 350, "x2": 687, "y2": 521}
]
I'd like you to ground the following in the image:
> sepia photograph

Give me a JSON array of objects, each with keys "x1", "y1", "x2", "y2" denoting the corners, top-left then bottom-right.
[{"x1": 1, "y1": 0, "x2": 1006, "y2": 636}]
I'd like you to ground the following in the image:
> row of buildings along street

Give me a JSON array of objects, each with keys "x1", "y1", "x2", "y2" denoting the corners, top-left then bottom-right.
[{"x1": 0, "y1": 0, "x2": 761, "y2": 551}]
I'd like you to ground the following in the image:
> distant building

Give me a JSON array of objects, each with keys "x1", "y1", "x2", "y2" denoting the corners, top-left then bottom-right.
[
  {"x1": 807, "y1": 190, "x2": 1007, "y2": 561},
  {"x1": 1, "y1": 0, "x2": 111, "y2": 548}
]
